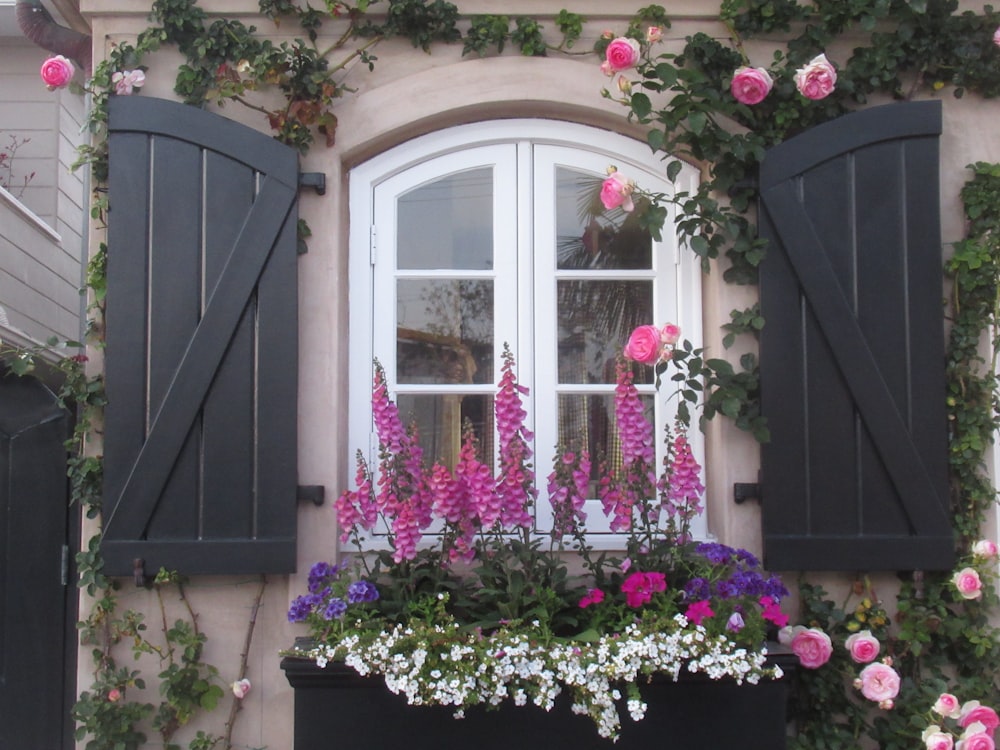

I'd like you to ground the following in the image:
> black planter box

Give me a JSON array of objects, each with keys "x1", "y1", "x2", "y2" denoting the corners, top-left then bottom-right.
[{"x1": 281, "y1": 644, "x2": 796, "y2": 749}]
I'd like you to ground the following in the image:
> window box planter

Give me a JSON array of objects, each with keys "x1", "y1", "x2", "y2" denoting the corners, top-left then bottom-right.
[{"x1": 281, "y1": 643, "x2": 797, "y2": 749}]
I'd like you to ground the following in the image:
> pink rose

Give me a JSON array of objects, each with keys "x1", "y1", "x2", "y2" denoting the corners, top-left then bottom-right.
[
  {"x1": 923, "y1": 726, "x2": 955, "y2": 750},
  {"x1": 107, "y1": 688, "x2": 122, "y2": 702},
  {"x1": 661, "y1": 323, "x2": 681, "y2": 345},
  {"x1": 790, "y1": 627, "x2": 833, "y2": 669},
  {"x1": 935, "y1": 693, "x2": 962, "y2": 719},
  {"x1": 231, "y1": 678, "x2": 251, "y2": 699},
  {"x1": 856, "y1": 662, "x2": 900, "y2": 704},
  {"x1": 112, "y1": 69, "x2": 146, "y2": 96},
  {"x1": 605, "y1": 37, "x2": 641, "y2": 72},
  {"x1": 973, "y1": 540, "x2": 999, "y2": 559},
  {"x1": 994, "y1": 26, "x2": 1000, "y2": 47},
  {"x1": 40, "y1": 55, "x2": 75, "y2": 90},
  {"x1": 646, "y1": 26, "x2": 663, "y2": 43},
  {"x1": 957, "y1": 726, "x2": 996, "y2": 750},
  {"x1": 794, "y1": 53, "x2": 837, "y2": 100},
  {"x1": 844, "y1": 630, "x2": 880, "y2": 664},
  {"x1": 960, "y1": 703, "x2": 1000, "y2": 736},
  {"x1": 953, "y1": 567, "x2": 983, "y2": 600},
  {"x1": 624, "y1": 325, "x2": 663, "y2": 365},
  {"x1": 730, "y1": 66, "x2": 774, "y2": 105},
  {"x1": 600, "y1": 170, "x2": 635, "y2": 212}
]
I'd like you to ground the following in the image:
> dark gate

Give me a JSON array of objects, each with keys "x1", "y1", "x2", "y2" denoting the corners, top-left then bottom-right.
[
  {"x1": 0, "y1": 370, "x2": 73, "y2": 748},
  {"x1": 758, "y1": 101, "x2": 952, "y2": 572},
  {"x1": 102, "y1": 97, "x2": 300, "y2": 576}
]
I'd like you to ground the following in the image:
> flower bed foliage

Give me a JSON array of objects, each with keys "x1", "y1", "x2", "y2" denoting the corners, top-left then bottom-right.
[{"x1": 12, "y1": 0, "x2": 1000, "y2": 748}]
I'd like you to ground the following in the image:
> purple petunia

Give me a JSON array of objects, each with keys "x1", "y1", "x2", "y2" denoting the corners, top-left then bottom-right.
[
  {"x1": 287, "y1": 593, "x2": 322, "y2": 622},
  {"x1": 683, "y1": 577, "x2": 711, "y2": 601},
  {"x1": 322, "y1": 598, "x2": 348, "y2": 621},
  {"x1": 308, "y1": 561, "x2": 340, "y2": 593},
  {"x1": 347, "y1": 580, "x2": 380, "y2": 604}
]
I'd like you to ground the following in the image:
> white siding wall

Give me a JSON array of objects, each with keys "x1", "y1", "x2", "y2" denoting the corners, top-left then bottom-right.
[{"x1": 0, "y1": 38, "x2": 86, "y2": 353}]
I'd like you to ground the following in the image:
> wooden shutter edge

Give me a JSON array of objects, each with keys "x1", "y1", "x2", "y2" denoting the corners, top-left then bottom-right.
[
  {"x1": 765, "y1": 535, "x2": 955, "y2": 572},
  {"x1": 101, "y1": 539, "x2": 296, "y2": 577},
  {"x1": 759, "y1": 100, "x2": 942, "y2": 189},
  {"x1": 107, "y1": 97, "x2": 297, "y2": 187}
]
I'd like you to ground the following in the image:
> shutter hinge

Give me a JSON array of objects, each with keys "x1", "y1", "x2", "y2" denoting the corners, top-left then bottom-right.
[
  {"x1": 60, "y1": 544, "x2": 69, "y2": 586},
  {"x1": 299, "y1": 172, "x2": 326, "y2": 195},
  {"x1": 370, "y1": 225, "x2": 377, "y2": 266},
  {"x1": 297, "y1": 485, "x2": 326, "y2": 507},
  {"x1": 733, "y1": 482, "x2": 761, "y2": 505}
]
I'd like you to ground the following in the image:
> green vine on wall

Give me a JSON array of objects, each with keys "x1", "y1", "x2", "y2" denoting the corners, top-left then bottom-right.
[{"x1": 22, "y1": 0, "x2": 1000, "y2": 747}]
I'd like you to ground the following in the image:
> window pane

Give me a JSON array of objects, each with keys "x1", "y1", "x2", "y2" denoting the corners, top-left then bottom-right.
[
  {"x1": 398, "y1": 394, "x2": 495, "y2": 469},
  {"x1": 557, "y1": 393, "x2": 655, "y2": 483},
  {"x1": 397, "y1": 279, "x2": 494, "y2": 384},
  {"x1": 557, "y1": 280, "x2": 654, "y2": 385},
  {"x1": 398, "y1": 168, "x2": 493, "y2": 270},
  {"x1": 555, "y1": 167, "x2": 652, "y2": 270}
]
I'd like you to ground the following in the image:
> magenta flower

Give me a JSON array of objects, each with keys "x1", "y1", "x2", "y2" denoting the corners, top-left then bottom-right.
[
  {"x1": 684, "y1": 600, "x2": 714, "y2": 625},
  {"x1": 665, "y1": 431, "x2": 705, "y2": 520},
  {"x1": 730, "y1": 66, "x2": 773, "y2": 105},
  {"x1": 623, "y1": 324, "x2": 663, "y2": 365},
  {"x1": 759, "y1": 596, "x2": 788, "y2": 628},
  {"x1": 579, "y1": 588, "x2": 605, "y2": 608},
  {"x1": 604, "y1": 37, "x2": 641, "y2": 72},
  {"x1": 495, "y1": 348, "x2": 535, "y2": 530},
  {"x1": 621, "y1": 571, "x2": 667, "y2": 608}
]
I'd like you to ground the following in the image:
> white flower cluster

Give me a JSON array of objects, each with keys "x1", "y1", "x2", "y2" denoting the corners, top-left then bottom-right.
[{"x1": 294, "y1": 615, "x2": 780, "y2": 741}]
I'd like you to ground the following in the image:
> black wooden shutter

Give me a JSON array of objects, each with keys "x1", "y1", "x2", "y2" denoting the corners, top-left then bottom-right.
[
  {"x1": 758, "y1": 101, "x2": 953, "y2": 572},
  {"x1": 102, "y1": 97, "x2": 299, "y2": 576}
]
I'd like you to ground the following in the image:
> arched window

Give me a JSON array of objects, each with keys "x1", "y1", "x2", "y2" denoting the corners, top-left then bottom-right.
[{"x1": 348, "y1": 120, "x2": 704, "y2": 546}]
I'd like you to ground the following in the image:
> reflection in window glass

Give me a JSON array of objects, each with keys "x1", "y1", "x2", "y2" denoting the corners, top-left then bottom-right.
[{"x1": 398, "y1": 394, "x2": 495, "y2": 469}]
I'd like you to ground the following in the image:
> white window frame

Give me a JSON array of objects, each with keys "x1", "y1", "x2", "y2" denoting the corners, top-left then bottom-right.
[{"x1": 348, "y1": 120, "x2": 705, "y2": 548}]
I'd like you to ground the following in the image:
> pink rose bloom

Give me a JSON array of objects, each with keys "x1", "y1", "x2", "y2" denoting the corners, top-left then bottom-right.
[
  {"x1": 107, "y1": 688, "x2": 122, "y2": 702},
  {"x1": 994, "y1": 26, "x2": 1000, "y2": 47},
  {"x1": 845, "y1": 630, "x2": 880, "y2": 664},
  {"x1": 790, "y1": 627, "x2": 833, "y2": 668},
  {"x1": 730, "y1": 66, "x2": 774, "y2": 105},
  {"x1": 661, "y1": 323, "x2": 681, "y2": 345},
  {"x1": 973, "y1": 540, "x2": 999, "y2": 559},
  {"x1": 960, "y1": 702, "x2": 1000, "y2": 736},
  {"x1": 600, "y1": 170, "x2": 635, "y2": 212},
  {"x1": 857, "y1": 662, "x2": 900, "y2": 704},
  {"x1": 624, "y1": 325, "x2": 663, "y2": 365},
  {"x1": 40, "y1": 55, "x2": 75, "y2": 90},
  {"x1": 923, "y1": 726, "x2": 955, "y2": 750},
  {"x1": 112, "y1": 69, "x2": 146, "y2": 96},
  {"x1": 579, "y1": 588, "x2": 605, "y2": 608},
  {"x1": 684, "y1": 600, "x2": 714, "y2": 625},
  {"x1": 646, "y1": 26, "x2": 663, "y2": 43},
  {"x1": 957, "y1": 725, "x2": 996, "y2": 750},
  {"x1": 953, "y1": 567, "x2": 983, "y2": 599},
  {"x1": 231, "y1": 678, "x2": 251, "y2": 699},
  {"x1": 605, "y1": 37, "x2": 641, "y2": 72},
  {"x1": 935, "y1": 693, "x2": 963, "y2": 719},
  {"x1": 794, "y1": 53, "x2": 837, "y2": 100}
]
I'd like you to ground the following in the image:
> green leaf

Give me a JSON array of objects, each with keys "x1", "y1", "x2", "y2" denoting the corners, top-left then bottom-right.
[{"x1": 630, "y1": 92, "x2": 652, "y2": 119}]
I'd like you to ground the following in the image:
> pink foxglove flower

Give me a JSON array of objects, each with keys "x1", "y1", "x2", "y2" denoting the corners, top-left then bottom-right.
[
  {"x1": 40, "y1": 55, "x2": 75, "y2": 90},
  {"x1": 794, "y1": 54, "x2": 837, "y2": 100},
  {"x1": 844, "y1": 630, "x2": 880, "y2": 664},
  {"x1": 934, "y1": 693, "x2": 962, "y2": 719},
  {"x1": 730, "y1": 66, "x2": 773, "y2": 105},
  {"x1": 855, "y1": 661, "x2": 900, "y2": 706},
  {"x1": 604, "y1": 37, "x2": 641, "y2": 72},
  {"x1": 231, "y1": 678, "x2": 251, "y2": 699},
  {"x1": 600, "y1": 169, "x2": 635, "y2": 212},
  {"x1": 112, "y1": 69, "x2": 146, "y2": 96},
  {"x1": 953, "y1": 567, "x2": 983, "y2": 599}
]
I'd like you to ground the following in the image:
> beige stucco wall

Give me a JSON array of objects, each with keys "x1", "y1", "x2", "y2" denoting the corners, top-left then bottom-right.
[{"x1": 75, "y1": 2, "x2": 1000, "y2": 747}]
